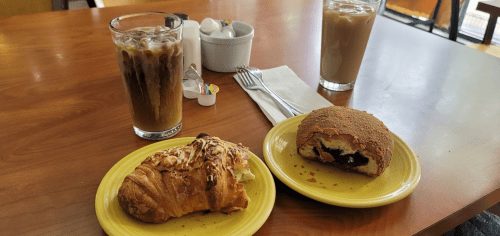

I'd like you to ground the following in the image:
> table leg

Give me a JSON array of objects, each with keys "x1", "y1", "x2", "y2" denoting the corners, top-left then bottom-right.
[{"x1": 483, "y1": 15, "x2": 498, "y2": 44}]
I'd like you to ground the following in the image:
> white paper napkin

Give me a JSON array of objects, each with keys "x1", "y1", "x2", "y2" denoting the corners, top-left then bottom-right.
[{"x1": 233, "y1": 65, "x2": 333, "y2": 126}]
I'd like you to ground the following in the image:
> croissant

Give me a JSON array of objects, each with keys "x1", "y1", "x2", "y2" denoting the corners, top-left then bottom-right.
[{"x1": 117, "y1": 133, "x2": 255, "y2": 223}]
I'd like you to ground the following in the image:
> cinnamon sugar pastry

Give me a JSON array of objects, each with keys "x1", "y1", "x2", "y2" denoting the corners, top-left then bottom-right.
[
  {"x1": 296, "y1": 106, "x2": 394, "y2": 177},
  {"x1": 117, "y1": 133, "x2": 255, "y2": 223}
]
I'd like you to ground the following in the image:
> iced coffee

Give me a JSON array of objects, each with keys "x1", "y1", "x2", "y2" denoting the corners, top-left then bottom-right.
[
  {"x1": 110, "y1": 13, "x2": 183, "y2": 140},
  {"x1": 320, "y1": 0, "x2": 379, "y2": 91}
]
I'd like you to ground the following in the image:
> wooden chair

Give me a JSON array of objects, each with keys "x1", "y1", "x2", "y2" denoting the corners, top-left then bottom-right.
[
  {"x1": 465, "y1": 0, "x2": 500, "y2": 58},
  {"x1": 0, "y1": 0, "x2": 67, "y2": 17},
  {"x1": 475, "y1": 0, "x2": 500, "y2": 45},
  {"x1": 383, "y1": 0, "x2": 463, "y2": 41},
  {"x1": 86, "y1": 0, "x2": 167, "y2": 8}
]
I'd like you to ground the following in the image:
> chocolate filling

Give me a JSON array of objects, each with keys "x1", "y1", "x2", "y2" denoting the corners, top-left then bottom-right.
[
  {"x1": 320, "y1": 143, "x2": 369, "y2": 167},
  {"x1": 312, "y1": 147, "x2": 320, "y2": 156}
]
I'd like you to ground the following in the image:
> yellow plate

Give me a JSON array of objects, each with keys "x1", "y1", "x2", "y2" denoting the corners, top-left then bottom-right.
[
  {"x1": 263, "y1": 114, "x2": 421, "y2": 208},
  {"x1": 96, "y1": 137, "x2": 276, "y2": 236}
]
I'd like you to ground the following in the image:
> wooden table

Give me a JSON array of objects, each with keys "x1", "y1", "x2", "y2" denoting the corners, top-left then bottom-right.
[
  {"x1": 1, "y1": 0, "x2": 500, "y2": 235},
  {"x1": 477, "y1": 0, "x2": 500, "y2": 44}
]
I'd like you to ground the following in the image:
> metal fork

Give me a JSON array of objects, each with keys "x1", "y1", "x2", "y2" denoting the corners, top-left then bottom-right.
[
  {"x1": 236, "y1": 69, "x2": 295, "y2": 118},
  {"x1": 237, "y1": 66, "x2": 303, "y2": 115}
]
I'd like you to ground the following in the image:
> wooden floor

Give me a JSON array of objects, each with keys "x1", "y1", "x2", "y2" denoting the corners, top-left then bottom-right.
[
  {"x1": 489, "y1": 203, "x2": 500, "y2": 216},
  {"x1": 467, "y1": 43, "x2": 500, "y2": 58}
]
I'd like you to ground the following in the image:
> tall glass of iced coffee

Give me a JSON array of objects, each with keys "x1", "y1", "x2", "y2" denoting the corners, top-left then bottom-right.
[
  {"x1": 109, "y1": 12, "x2": 183, "y2": 140},
  {"x1": 320, "y1": 0, "x2": 380, "y2": 91}
]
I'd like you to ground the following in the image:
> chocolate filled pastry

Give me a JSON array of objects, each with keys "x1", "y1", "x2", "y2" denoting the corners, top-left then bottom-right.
[
  {"x1": 117, "y1": 133, "x2": 255, "y2": 223},
  {"x1": 296, "y1": 106, "x2": 394, "y2": 177}
]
